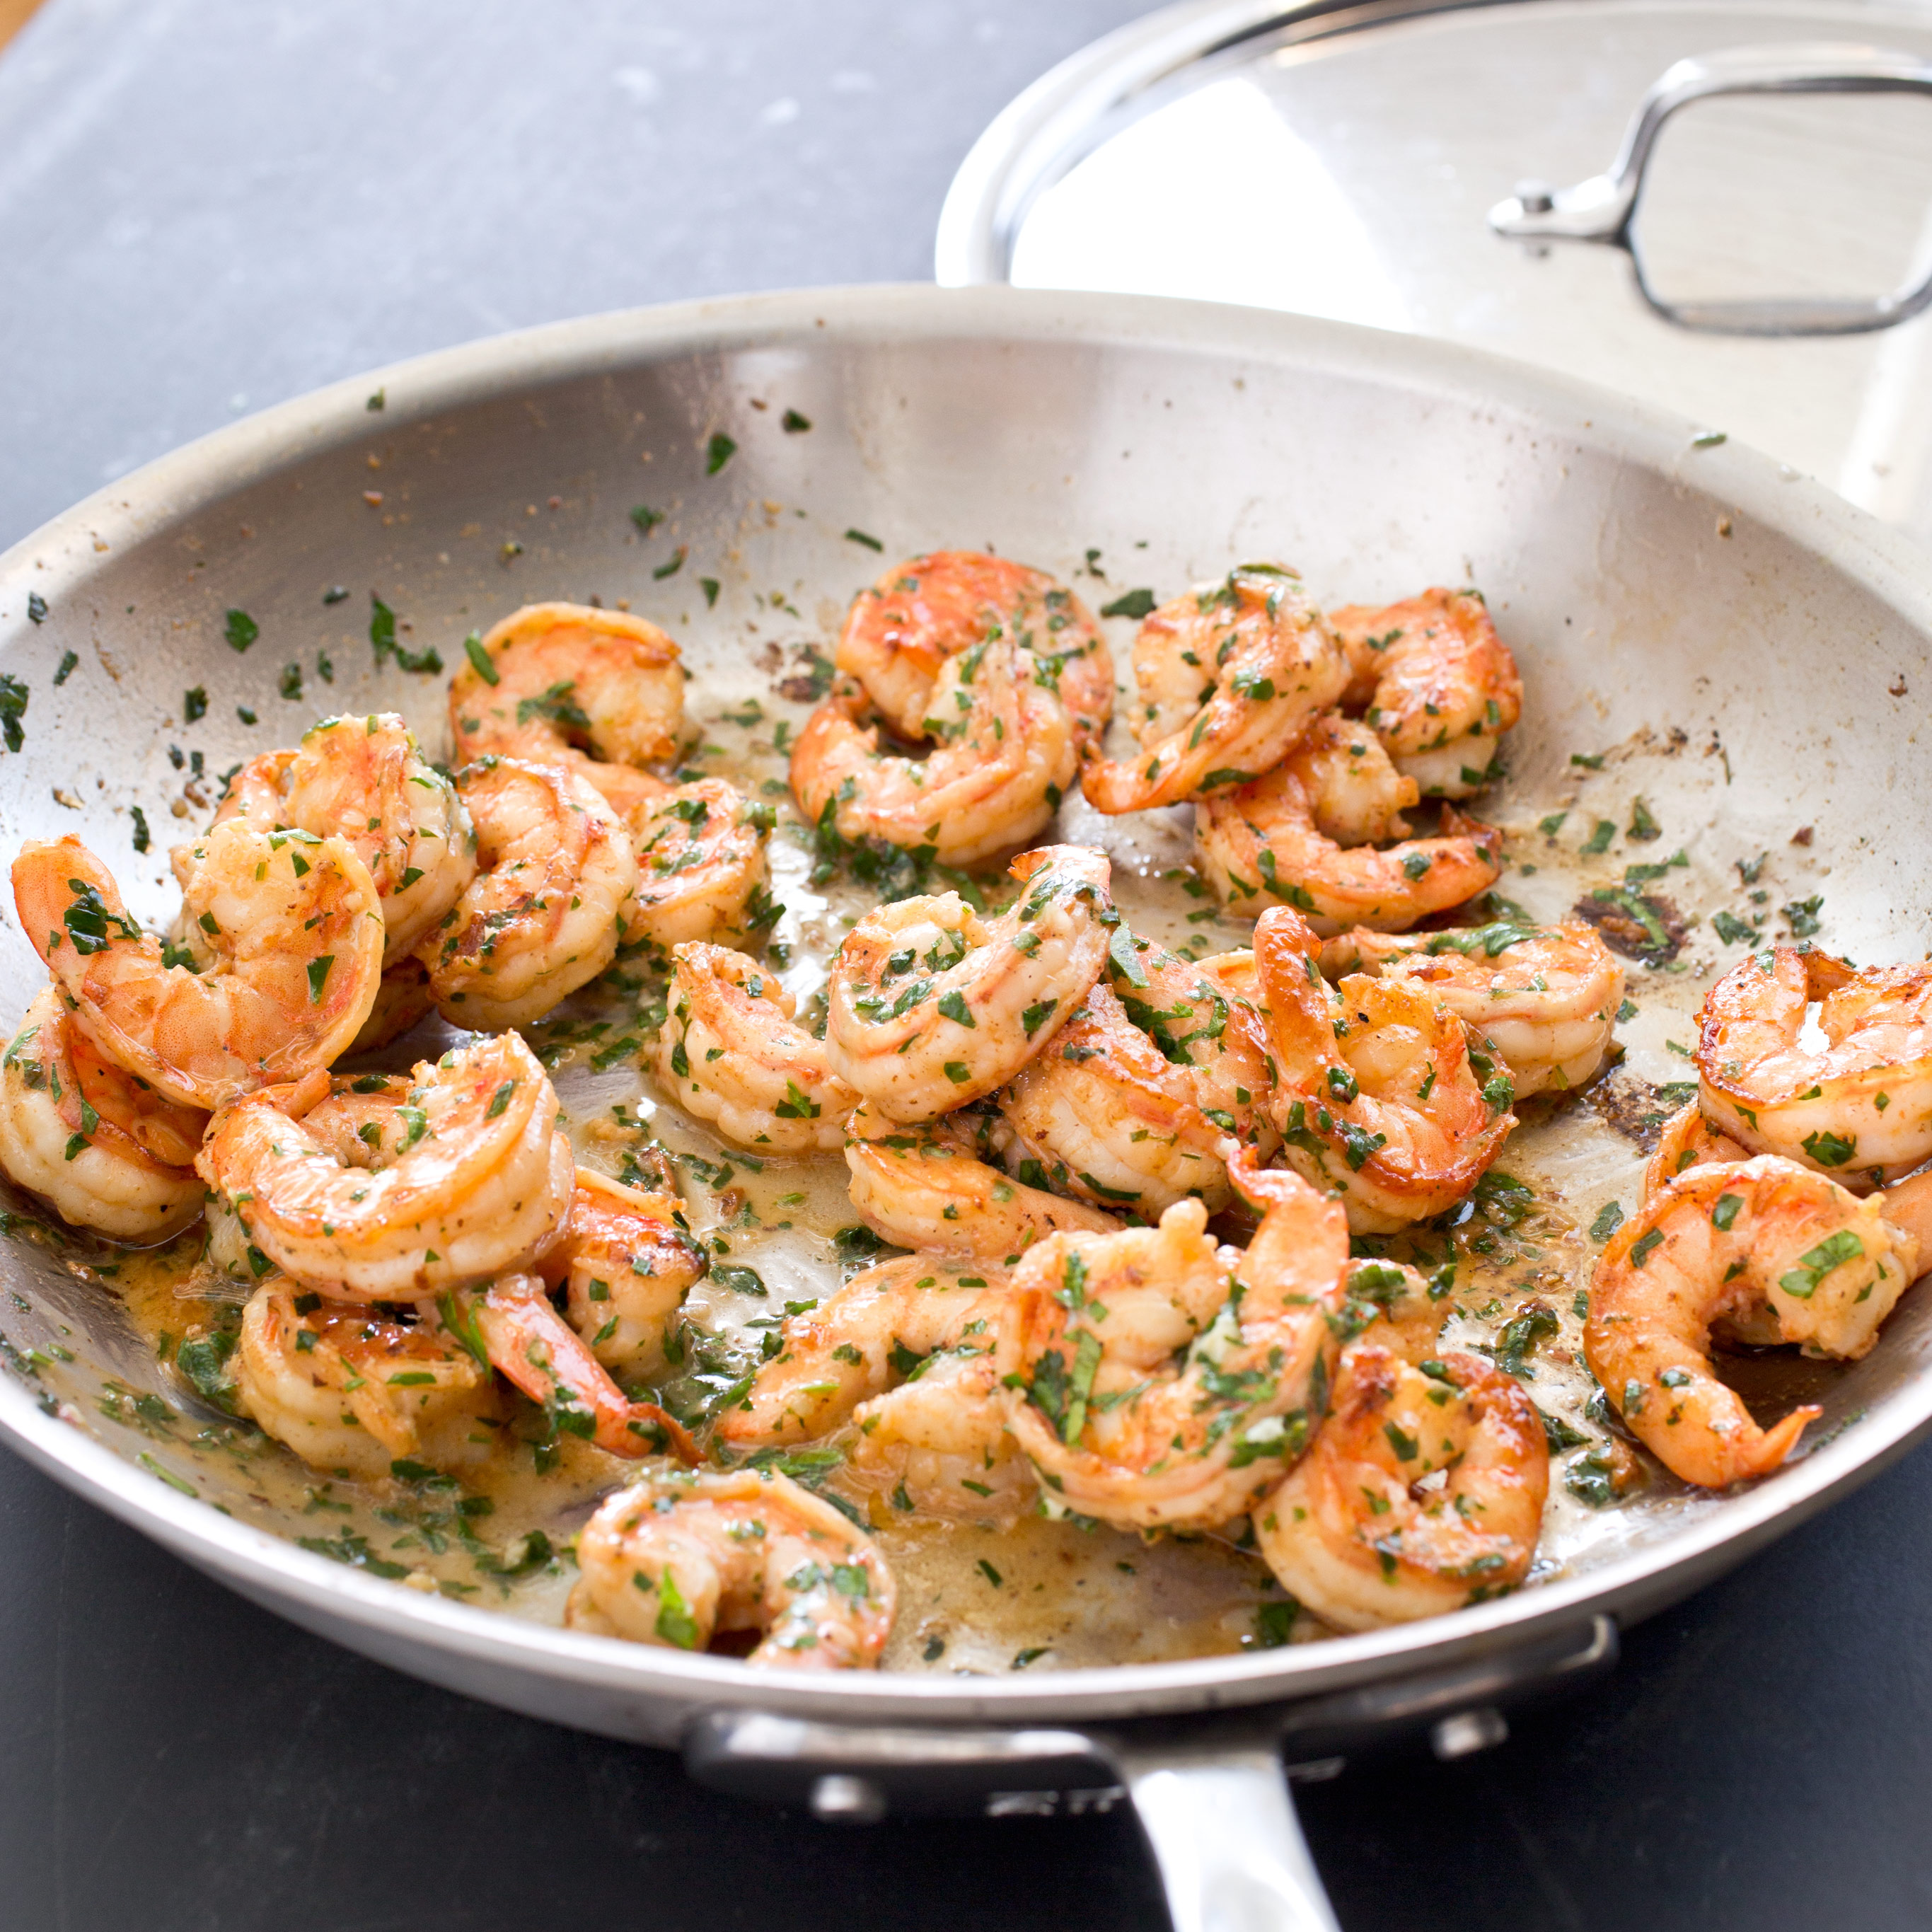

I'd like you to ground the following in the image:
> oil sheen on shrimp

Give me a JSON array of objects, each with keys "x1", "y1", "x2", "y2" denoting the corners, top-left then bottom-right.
[
  {"x1": 193, "y1": 713, "x2": 475, "y2": 964},
  {"x1": 1329, "y1": 588, "x2": 1523, "y2": 797},
  {"x1": 716, "y1": 1259, "x2": 1029, "y2": 1520},
  {"x1": 652, "y1": 942, "x2": 857, "y2": 1154},
  {"x1": 995, "y1": 1151, "x2": 1347, "y2": 1533},
  {"x1": 1083, "y1": 565, "x2": 1348, "y2": 813},
  {"x1": 623, "y1": 777, "x2": 774, "y2": 953},
  {"x1": 844, "y1": 1099, "x2": 1119, "y2": 1264},
  {"x1": 417, "y1": 756, "x2": 637, "y2": 1029},
  {"x1": 1256, "y1": 1344, "x2": 1548, "y2": 1629},
  {"x1": 1256, "y1": 905, "x2": 1517, "y2": 1232},
  {"x1": 996, "y1": 980, "x2": 1236, "y2": 1214},
  {"x1": 1104, "y1": 937, "x2": 1281, "y2": 1159},
  {"x1": 449, "y1": 601, "x2": 683, "y2": 815},
  {"x1": 197, "y1": 1030, "x2": 574, "y2": 1299},
  {"x1": 835, "y1": 549, "x2": 1113, "y2": 749},
  {"x1": 567, "y1": 1465, "x2": 896, "y2": 1668},
  {"x1": 14, "y1": 823, "x2": 383, "y2": 1111},
  {"x1": 0, "y1": 985, "x2": 209, "y2": 1239},
  {"x1": 824, "y1": 844, "x2": 1112, "y2": 1121},
  {"x1": 536, "y1": 1167, "x2": 707, "y2": 1377},
  {"x1": 233, "y1": 1278, "x2": 502, "y2": 1481},
  {"x1": 790, "y1": 642, "x2": 1075, "y2": 869},
  {"x1": 1694, "y1": 944, "x2": 1932, "y2": 1184},
  {"x1": 1196, "y1": 761, "x2": 1503, "y2": 933},
  {"x1": 1323, "y1": 918, "x2": 1623, "y2": 1097},
  {"x1": 1586, "y1": 1155, "x2": 1919, "y2": 1486}
]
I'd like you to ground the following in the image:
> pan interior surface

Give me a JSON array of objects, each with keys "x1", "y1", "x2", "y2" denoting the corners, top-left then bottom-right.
[{"x1": 1, "y1": 284, "x2": 1929, "y2": 1731}]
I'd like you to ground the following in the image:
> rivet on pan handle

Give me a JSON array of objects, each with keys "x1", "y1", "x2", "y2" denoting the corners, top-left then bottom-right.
[{"x1": 1488, "y1": 42, "x2": 1932, "y2": 335}]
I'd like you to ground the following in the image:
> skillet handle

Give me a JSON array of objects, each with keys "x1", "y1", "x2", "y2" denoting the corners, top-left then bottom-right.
[{"x1": 1118, "y1": 1742, "x2": 1340, "y2": 1932}]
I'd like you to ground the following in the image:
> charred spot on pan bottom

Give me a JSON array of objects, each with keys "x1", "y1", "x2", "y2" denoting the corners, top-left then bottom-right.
[
  {"x1": 1572, "y1": 888, "x2": 1688, "y2": 967},
  {"x1": 1585, "y1": 1070, "x2": 1701, "y2": 1152}
]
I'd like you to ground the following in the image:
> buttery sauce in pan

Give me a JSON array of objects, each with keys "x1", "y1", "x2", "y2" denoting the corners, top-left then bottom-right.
[{"x1": 3, "y1": 642, "x2": 1854, "y2": 1675}]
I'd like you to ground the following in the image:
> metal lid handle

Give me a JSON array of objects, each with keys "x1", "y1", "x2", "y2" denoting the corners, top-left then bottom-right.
[{"x1": 1489, "y1": 42, "x2": 1932, "y2": 335}]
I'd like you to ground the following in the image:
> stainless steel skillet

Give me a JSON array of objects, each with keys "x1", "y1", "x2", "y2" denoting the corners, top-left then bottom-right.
[{"x1": 1, "y1": 284, "x2": 1929, "y2": 1932}]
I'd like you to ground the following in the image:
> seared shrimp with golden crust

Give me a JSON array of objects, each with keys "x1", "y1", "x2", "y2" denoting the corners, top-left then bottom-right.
[
  {"x1": 192, "y1": 714, "x2": 475, "y2": 964},
  {"x1": 1104, "y1": 939, "x2": 1281, "y2": 1159},
  {"x1": 1083, "y1": 566, "x2": 1348, "y2": 814},
  {"x1": 466, "y1": 1274, "x2": 696, "y2": 1462},
  {"x1": 1256, "y1": 1345, "x2": 1547, "y2": 1629},
  {"x1": 197, "y1": 1031, "x2": 574, "y2": 1300},
  {"x1": 717, "y1": 1259, "x2": 1028, "y2": 1517},
  {"x1": 790, "y1": 647, "x2": 1074, "y2": 869},
  {"x1": 824, "y1": 845, "x2": 1112, "y2": 1121},
  {"x1": 1645, "y1": 1101, "x2": 1750, "y2": 1198},
  {"x1": 536, "y1": 1167, "x2": 706, "y2": 1377},
  {"x1": 417, "y1": 757, "x2": 637, "y2": 1030},
  {"x1": 623, "y1": 778, "x2": 773, "y2": 953},
  {"x1": 1694, "y1": 945, "x2": 1932, "y2": 1184},
  {"x1": 1256, "y1": 906, "x2": 1517, "y2": 1232},
  {"x1": 449, "y1": 601, "x2": 683, "y2": 816},
  {"x1": 836, "y1": 550, "x2": 1113, "y2": 749},
  {"x1": 568, "y1": 1466, "x2": 895, "y2": 1668},
  {"x1": 0, "y1": 985, "x2": 209, "y2": 1240},
  {"x1": 997, "y1": 981, "x2": 1234, "y2": 1214},
  {"x1": 1329, "y1": 589, "x2": 1522, "y2": 797},
  {"x1": 996, "y1": 1152, "x2": 1347, "y2": 1534},
  {"x1": 844, "y1": 1099, "x2": 1117, "y2": 1264},
  {"x1": 1196, "y1": 763, "x2": 1502, "y2": 933},
  {"x1": 233, "y1": 1279, "x2": 502, "y2": 1481},
  {"x1": 15, "y1": 824, "x2": 383, "y2": 1111},
  {"x1": 653, "y1": 942, "x2": 857, "y2": 1154},
  {"x1": 1587, "y1": 1156, "x2": 1918, "y2": 1486},
  {"x1": 1323, "y1": 918, "x2": 1623, "y2": 1097}
]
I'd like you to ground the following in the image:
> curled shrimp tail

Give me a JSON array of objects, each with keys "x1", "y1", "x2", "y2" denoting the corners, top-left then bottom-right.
[
  {"x1": 1227, "y1": 1143, "x2": 1350, "y2": 1300},
  {"x1": 470, "y1": 1276, "x2": 699, "y2": 1463}
]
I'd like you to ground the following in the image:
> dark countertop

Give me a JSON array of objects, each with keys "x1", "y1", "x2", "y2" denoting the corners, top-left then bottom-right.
[{"x1": 1, "y1": 5, "x2": 1928, "y2": 1927}]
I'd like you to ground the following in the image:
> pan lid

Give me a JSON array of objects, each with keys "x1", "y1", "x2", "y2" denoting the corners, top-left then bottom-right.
[{"x1": 938, "y1": 0, "x2": 1932, "y2": 540}]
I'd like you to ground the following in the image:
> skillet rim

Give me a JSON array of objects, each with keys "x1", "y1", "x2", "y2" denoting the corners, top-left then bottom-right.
[{"x1": 4, "y1": 279, "x2": 1930, "y2": 1725}]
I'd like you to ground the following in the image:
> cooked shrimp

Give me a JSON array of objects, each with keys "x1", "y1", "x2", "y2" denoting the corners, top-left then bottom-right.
[
  {"x1": 1329, "y1": 589, "x2": 1523, "y2": 797},
  {"x1": 995, "y1": 1151, "x2": 1347, "y2": 1532},
  {"x1": 0, "y1": 985, "x2": 208, "y2": 1240},
  {"x1": 1278, "y1": 713, "x2": 1421, "y2": 845},
  {"x1": 623, "y1": 778, "x2": 773, "y2": 953},
  {"x1": 1196, "y1": 765, "x2": 1502, "y2": 932},
  {"x1": 1336, "y1": 1254, "x2": 1452, "y2": 1364},
  {"x1": 1586, "y1": 1156, "x2": 1919, "y2": 1486},
  {"x1": 192, "y1": 715, "x2": 476, "y2": 965},
  {"x1": 1103, "y1": 938, "x2": 1280, "y2": 1159},
  {"x1": 844, "y1": 1099, "x2": 1118, "y2": 1264},
  {"x1": 652, "y1": 942, "x2": 856, "y2": 1154},
  {"x1": 997, "y1": 980, "x2": 1234, "y2": 1214},
  {"x1": 1645, "y1": 1101, "x2": 1750, "y2": 1198},
  {"x1": 835, "y1": 550, "x2": 1113, "y2": 748},
  {"x1": 791, "y1": 644, "x2": 1075, "y2": 869},
  {"x1": 536, "y1": 1167, "x2": 706, "y2": 1376},
  {"x1": 1694, "y1": 946, "x2": 1932, "y2": 1184},
  {"x1": 1322, "y1": 918, "x2": 1622, "y2": 1097},
  {"x1": 417, "y1": 757, "x2": 637, "y2": 1030},
  {"x1": 717, "y1": 1259, "x2": 1026, "y2": 1518},
  {"x1": 449, "y1": 601, "x2": 683, "y2": 816},
  {"x1": 349, "y1": 959, "x2": 435, "y2": 1053},
  {"x1": 1256, "y1": 906, "x2": 1517, "y2": 1232},
  {"x1": 467, "y1": 1273, "x2": 696, "y2": 1462},
  {"x1": 567, "y1": 1466, "x2": 894, "y2": 1667},
  {"x1": 824, "y1": 844, "x2": 1112, "y2": 1121},
  {"x1": 1256, "y1": 1345, "x2": 1548, "y2": 1629},
  {"x1": 15, "y1": 824, "x2": 383, "y2": 1111},
  {"x1": 1082, "y1": 565, "x2": 1348, "y2": 813},
  {"x1": 197, "y1": 1031, "x2": 574, "y2": 1300},
  {"x1": 233, "y1": 1278, "x2": 501, "y2": 1480}
]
